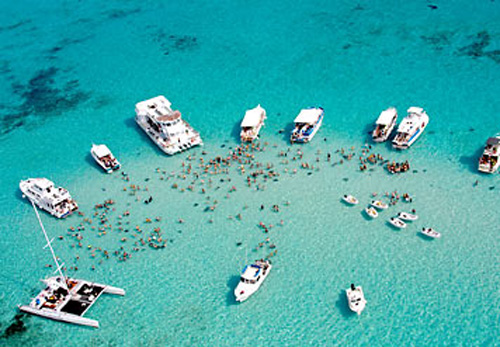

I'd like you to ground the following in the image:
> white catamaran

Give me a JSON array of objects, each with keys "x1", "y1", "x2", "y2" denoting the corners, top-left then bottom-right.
[
  {"x1": 135, "y1": 95, "x2": 203, "y2": 155},
  {"x1": 18, "y1": 201, "x2": 125, "y2": 328}
]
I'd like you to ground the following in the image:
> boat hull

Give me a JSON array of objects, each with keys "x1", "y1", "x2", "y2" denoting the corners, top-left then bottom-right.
[
  {"x1": 136, "y1": 116, "x2": 203, "y2": 155},
  {"x1": 19, "y1": 305, "x2": 99, "y2": 328}
]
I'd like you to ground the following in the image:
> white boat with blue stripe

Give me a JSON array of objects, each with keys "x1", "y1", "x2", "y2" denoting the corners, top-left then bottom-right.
[
  {"x1": 290, "y1": 107, "x2": 324, "y2": 143},
  {"x1": 392, "y1": 107, "x2": 429, "y2": 149}
]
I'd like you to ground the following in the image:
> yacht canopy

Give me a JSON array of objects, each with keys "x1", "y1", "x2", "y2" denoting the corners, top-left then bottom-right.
[
  {"x1": 376, "y1": 108, "x2": 397, "y2": 125},
  {"x1": 294, "y1": 108, "x2": 322, "y2": 124},
  {"x1": 92, "y1": 144, "x2": 111, "y2": 158},
  {"x1": 241, "y1": 105, "x2": 265, "y2": 128},
  {"x1": 407, "y1": 106, "x2": 425, "y2": 116},
  {"x1": 487, "y1": 137, "x2": 500, "y2": 146},
  {"x1": 135, "y1": 95, "x2": 173, "y2": 117}
]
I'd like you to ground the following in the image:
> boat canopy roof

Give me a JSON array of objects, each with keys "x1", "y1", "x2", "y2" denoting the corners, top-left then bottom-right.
[
  {"x1": 407, "y1": 106, "x2": 425, "y2": 116},
  {"x1": 376, "y1": 108, "x2": 397, "y2": 125},
  {"x1": 294, "y1": 108, "x2": 322, "y2": 124},
  {"x1": 32, "y1": 178, "x2": 54, "y2": 190},
  {"x1": 135, "y1": 95, "x2": 176, "y2": 122},
  {"x1": 92, "y1": 144, "x2": 111, "y2": 158},
  {"x1": 241, "y1": 264, "x2": 261, "y2": 280},
  {"x1": 241, "y1": 105, "x2": 265, "y2": 127},
  {"x1": 487, "y1": 137, "x2": 500, "y2": 146},
  {"x1": 397, "y1": 107, "x2": 428, "y2": 133}
]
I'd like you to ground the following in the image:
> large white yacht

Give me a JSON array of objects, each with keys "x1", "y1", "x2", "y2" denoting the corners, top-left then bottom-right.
[
  {"x1": 20, "y1": 178, "x2": 78, "y2": 218},
  {"x1": 90, "y1": 144, "x2": 121, "y2": 173},
  {"x1": 346, "y1": 283, "x2": 367, "y2": 315},
  {"x1": 478, "y1": 135, "x2": 500, "y2": 173},
  {"x1": 290, "y1": 107, "x2": 324, "y2": 143},
  {"x1": 392, "y1": 107, "x2": 429, "y2": 149},
  {"x1": 135, "y1": 96, "x2": 202, "y2": 155},
  {"x1": 240, "y1": 105, "x2": 267, "y2": 142},
  {"x1": 19, "y1": 201, "x2": 125, "y2": 328},
  {"x1": 234, "y1": 259, "x2": 272, "y2": 302},
  {"x1": 372, "y1": 107, "x2": 398, "y2": 142}
]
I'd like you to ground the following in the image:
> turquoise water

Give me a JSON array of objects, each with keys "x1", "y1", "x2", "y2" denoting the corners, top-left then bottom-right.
[{"x1": 1, "y1": 0, "x2": 500, "y2": 345}]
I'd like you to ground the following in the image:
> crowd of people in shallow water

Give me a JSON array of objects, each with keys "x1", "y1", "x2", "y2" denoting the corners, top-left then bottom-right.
[{"x1": 57, "y1": 139, "x2": 418, "y2": 272}]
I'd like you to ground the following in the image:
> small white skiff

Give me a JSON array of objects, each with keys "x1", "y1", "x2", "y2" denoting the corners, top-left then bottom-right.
[
  {"x1": 91, "y1": 144, "x2": 121, "y2": 173},
  {"x1": 346, "y1": 284, "x2": 367, "y2": 315},
  {"x1": 389, "y1": 217, "x2": 407, "y2": 229},
  {"x1": 420, "y1": 228, "x2": 441, "y2": 239},
  {"x1": 371, "y1": 200, "x2": 388, "y2": 210},
  {"x1": 398, "y1": 212, "x2": 418, "y2": 221},
  {"x1": 365, "y1": 207, "x2": 378, "y2": 219},
  {"x1": 342, "y1": 195, "x2": 359, "y2": 205}
]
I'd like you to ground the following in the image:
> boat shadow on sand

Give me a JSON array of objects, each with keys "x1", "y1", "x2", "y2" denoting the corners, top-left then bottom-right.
[
  {"x1": 123, "y1": 118, "x2": 169, "y2": 157},
  {"x1": 225, "y1": 275, "x2": 241, "y2": 306},
  {"x1": 335, "y1": 290, "x2": 355, "y2": 318},
  {"x1": 85, "y1": 153, "x2": 103, "y2": 173},
  {"x1": 231, "y1": 121, "x2": 241, "y2": 143},
  {"x1": 459, "y1": 146, "x2": 485, "y2": 175},
  {"x1": 279, "y1": 122, "x2": 295, "y2": 143}
]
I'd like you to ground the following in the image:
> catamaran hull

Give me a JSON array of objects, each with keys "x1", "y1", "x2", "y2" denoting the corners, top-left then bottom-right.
[
  {"x1": 136, "y1": 116, "x2": 203, "y2": 155},
  {"x1": 19, "y1": 305, "x2": 100, "y2": 328}
]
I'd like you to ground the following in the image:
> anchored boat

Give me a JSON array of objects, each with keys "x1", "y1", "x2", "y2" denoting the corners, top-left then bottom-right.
[
  {"x1": 90, "y1": 144, "x2": 121, "y2": 173},
  {"x1": 135, "y1": 95, "x2": 202, "y2": 155},
  {"x1": 478, "y1": 135, "x2": 500, "y2": 173},
  {"x1": 234, "y1": 259, "x2": 272, "y2": 302},
  {"x1": 392, "y1": 107, "x2": 429, "y2": 149},
  {"x1": 240, "y1": 105, "x2": 266, "y2": 142},
  {"x1": 18, "y1": 201, "x2": 125, "y2": 328},
  {"x1": 290, "y1": 107, "x2": 324, "y2": 143},
  {"x1": 372, "y1": 107, "x2": 398, "y2": 142},
  {"x1": 346, "y1": 284, "x2": 367, "y2": 315},
  {"x1": 20, "y1": 178, "x2": 78, "y2": 219},
  {"x1": 342, "y1": 194, "x2": 359, "y2": 205}
]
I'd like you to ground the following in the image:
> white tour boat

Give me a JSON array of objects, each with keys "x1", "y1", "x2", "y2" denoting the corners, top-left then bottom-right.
[
  {"x1": 478, "y1": 135, "x2": 500, "y2": 173},
  {"x1": 398, "y1": 212, "x2": 418, "y2": 221},
  {"x1": 392, "y1": 107, "x2": 429, "y2": 149},
  {"x1": 372, "y1": 107, "x2": 398, "y2": 142},
  {"x1": 90, "y1": 144, "x2": 121, "y2": 173},
  {"x1": 420, "y1": 227, "x2": 441, "y2": 239},
  {"x1": 290, "y1": 107, "x2": 324, "y2": 143},
  {"x1": 388, "y1": 217, "x2": 407, "y2": 229},
  {"x1": 20, "y1": 178, "x2": 78, "y2": 219},
  {"x1": 135, "y1": 95, "x2": 203, "y2": 155},
  {"x1": 365, "y1": 207, "x2": 378, "y2": 219},
  {"x1": 18, "y1": 201, "x2": 125, "y2": 328},
  {"x1": 234, "y1": 259, "x2": 272, "y2": 302},
  {"x1": 346, "y1": 284, "x2": 367, "y2": 315},
  {"x1": 342, "y1": 194, "x2": 359, "y2": 205},
  {"x1": 240, "y1": 105, "x2": 266, "y2": 142},
  {"x1": 371, "y1": 200, "x2": 388, "y2": 210}
]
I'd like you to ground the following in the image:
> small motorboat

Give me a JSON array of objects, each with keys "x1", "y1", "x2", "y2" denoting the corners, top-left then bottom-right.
[
  {"x1": 389, "y1": 217, "x2": 407, "y2": 229},
  {"x1": 342, "y1": 195, "x2": 359, "y2": 205},
  {"x1": 370, "y1": 200, "x2": 388, "y2": 210},
  {"x1": 420, "y1": 228, "x2": 441, "y2": 239},
  {"x1": 91, "y1": 144, "x2": 121, "y2": 173},
  {"x1": 346, "y1": 283, "x2": 367, "y2": 315},
  {"x1": 234, "y1": 259, "x2": 272, "y2": 302},
  {"x1": 365, "y1": 207, "x2": 378, "y2": 219},
  {"x1": 398, "y1": 212, "x2": 418, "y2": 221},
  {"x1": 478, "y1": 134, "x2": 500, "y2": 173}
]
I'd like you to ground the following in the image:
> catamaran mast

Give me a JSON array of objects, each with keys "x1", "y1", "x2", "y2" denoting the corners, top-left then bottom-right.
[{"x1": 30, "y1": 200, "x2": 69, "y2": 290}]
